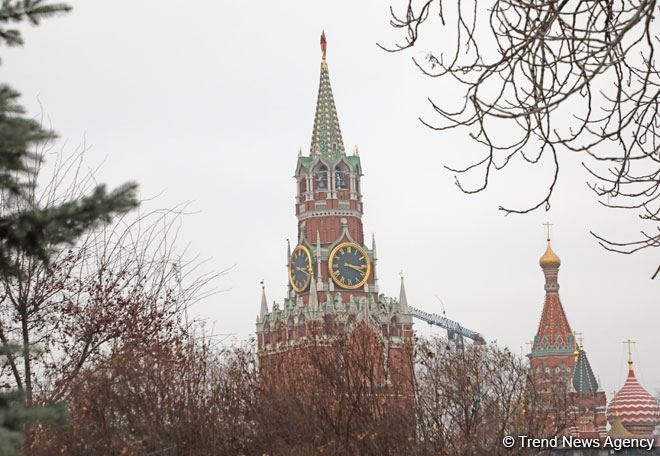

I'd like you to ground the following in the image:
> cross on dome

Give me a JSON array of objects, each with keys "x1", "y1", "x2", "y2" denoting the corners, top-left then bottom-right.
[
  {"x1": 623, "y1": 339, "x2": 636, "y2": 368},
  {"x1": 543, "y1": 221, "x2": 554, "y2": 242},
  {"x1": 539, "y1": 223, "x2": 561, "y2": 269}
]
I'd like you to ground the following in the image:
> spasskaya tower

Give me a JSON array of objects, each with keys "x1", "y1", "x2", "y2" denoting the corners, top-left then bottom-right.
[{"x1": 255, "y1": 32, "x2": 414, "y2": 394}]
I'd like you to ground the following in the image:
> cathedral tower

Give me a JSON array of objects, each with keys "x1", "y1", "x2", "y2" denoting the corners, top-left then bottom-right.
[
  {"x1": 256, "y1": 33, "x2": 414, "y2": 397},
  {"x1": 528, "y1": 232, "x2": 606, "y2": 439},
  {"x1": 529, "y1": 236, "x2": 575, "y2": 379}
]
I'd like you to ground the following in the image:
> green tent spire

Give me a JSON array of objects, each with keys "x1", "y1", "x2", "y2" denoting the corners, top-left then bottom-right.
[{"x1": 310, "y1": 31, "x2": 345, "y2": 161}]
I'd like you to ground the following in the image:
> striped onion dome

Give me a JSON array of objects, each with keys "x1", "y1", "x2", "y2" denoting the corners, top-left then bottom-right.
[{"x1": 607, "y1": 363, "x2": 660, "y2": 436}]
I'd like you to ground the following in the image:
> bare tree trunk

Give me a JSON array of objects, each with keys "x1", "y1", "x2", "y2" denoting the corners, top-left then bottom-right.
[{"x1": 21, "y1": 311, "x2": 31, "y2": 404}]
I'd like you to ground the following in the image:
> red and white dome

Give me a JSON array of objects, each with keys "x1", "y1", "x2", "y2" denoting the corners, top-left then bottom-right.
[{"x1": 607, "y1": 364, "x2": 660, "y2": 436}]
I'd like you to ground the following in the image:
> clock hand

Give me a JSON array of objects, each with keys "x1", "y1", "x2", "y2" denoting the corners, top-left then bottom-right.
[
  {"x1": 343, "y1": 263, "x2": 366, "y2": 272},
  {"x1": 295, "y1": 267, "x2": 309, "y2": 273}
]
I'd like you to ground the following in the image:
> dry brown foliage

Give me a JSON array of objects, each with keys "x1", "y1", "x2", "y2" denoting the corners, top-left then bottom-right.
[
  {"x1": 25, "y1": 332, "x2": 572, "y2": 455},
  {"x1": 414, "y1": 338, "x2": 568, "y2": 455},
  {"x1": 28, "y1": 337, "x2": 257, "y2": 456}
]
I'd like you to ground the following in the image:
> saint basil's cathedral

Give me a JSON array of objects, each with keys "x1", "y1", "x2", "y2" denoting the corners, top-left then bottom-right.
[
  {"x1": 532, "y1": 240, "x2": 660, "y2": 444},
  {"x1": 255, "y1": 33, "x2": 660, "y2": 445}
]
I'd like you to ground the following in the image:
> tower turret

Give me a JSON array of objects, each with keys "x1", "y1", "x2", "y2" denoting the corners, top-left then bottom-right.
[
  {"x1": 528, "y1": 227, "x2": 607, "y2": 439},
  {"x1": 569, "y1": 343, "x2": 608, "y2": 438},
  {"x1": 398, "y1": 272, "x2": 409, "y2": 314},
  {"x1": 530, "y1": 232, "x2": 574, "y2": 367},
  {"x1": 572, "y1": 347, "x2": 599, "y2": 395},
  {"x1": 260, "y1": 281, "x2": 268, "y2": 318}
]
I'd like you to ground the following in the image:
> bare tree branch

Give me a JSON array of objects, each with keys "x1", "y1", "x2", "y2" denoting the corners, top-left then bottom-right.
[{"x1": 384, "y1": 0, "x2": 660, "y2": 277}]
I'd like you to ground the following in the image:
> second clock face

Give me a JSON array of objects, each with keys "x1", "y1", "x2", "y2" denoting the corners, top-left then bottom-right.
[
  {"x1": 289, "y1": 245, "x2": 312, "y2": 292},
  {"x1": 328, "y1": 242, "x2": 370, "y2": 290}
]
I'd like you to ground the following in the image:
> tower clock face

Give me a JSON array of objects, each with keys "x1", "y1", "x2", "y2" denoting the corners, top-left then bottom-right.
[
  {"x1": 289, "y1": 245, "x2": 312, "y2": 292},
  {"x1": 328, "y1": 242, "x2": 370, "y2": 290}
]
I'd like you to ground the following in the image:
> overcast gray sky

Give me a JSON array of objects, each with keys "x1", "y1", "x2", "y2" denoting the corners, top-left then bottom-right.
[{"x1": 5, "y1": 1, "x2": 658, "y2": 397}]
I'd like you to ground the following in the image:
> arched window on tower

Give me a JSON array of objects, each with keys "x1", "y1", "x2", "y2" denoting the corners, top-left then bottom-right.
[
  {"x1": 390, "y1": 316, "x2": 401, "y2": 338},
  {"x1": 334, "y1": 163, "x2": 349, "y2": 190},
  {"x1": 299, "y1": 178, "x2": 307, "y2": 196},
  {"x1": 315, "y1": 165, "x2": 328, "y2": 190},
  {"x1": 263, "y1": 322, "x2": 270, "y2": 346}
]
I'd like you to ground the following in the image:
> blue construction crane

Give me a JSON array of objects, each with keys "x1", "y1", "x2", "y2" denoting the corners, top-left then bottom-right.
[{"x1": 409, "y1": 305, "x2": 485, "y2": 349}]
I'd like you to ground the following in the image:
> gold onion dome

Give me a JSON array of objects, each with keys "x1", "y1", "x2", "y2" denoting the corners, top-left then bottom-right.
[{"x1": 539, "y1": 242, "x2": 561, "y2": 269}]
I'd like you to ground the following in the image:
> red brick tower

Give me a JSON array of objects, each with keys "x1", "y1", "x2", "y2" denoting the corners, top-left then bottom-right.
[
  {"x1": 255, "y1": 32, "x2": 414, "y2": 397},
  {"x1": 528, "y1": 234, "x2": 606, "y2": 438},
  {"x1": 529, "y1": 238, "x2": 575, "y2": 386}
]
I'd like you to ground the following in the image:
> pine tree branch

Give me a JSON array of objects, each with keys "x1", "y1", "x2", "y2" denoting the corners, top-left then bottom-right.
[
  {"x1": 0, "y1": 1, "x2": 71, "y2": 47},
  {"x1": 0, "y1": 182, "x2": 139, "y2": 275}
]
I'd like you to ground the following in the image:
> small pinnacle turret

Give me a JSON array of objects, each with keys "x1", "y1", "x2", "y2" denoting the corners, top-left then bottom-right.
[
  {"x1": 608, "y1": 389, "x2": 634, "y2": 437},
  {"x1": 399, "y1": 272, "x2": 409, "y2": 313},
  {"x1": 260, "y1": 281, "x2": 268, "y2": 318},
  {"x1": 308, "y1": 270, "x2": 319, "y2": 315}
]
